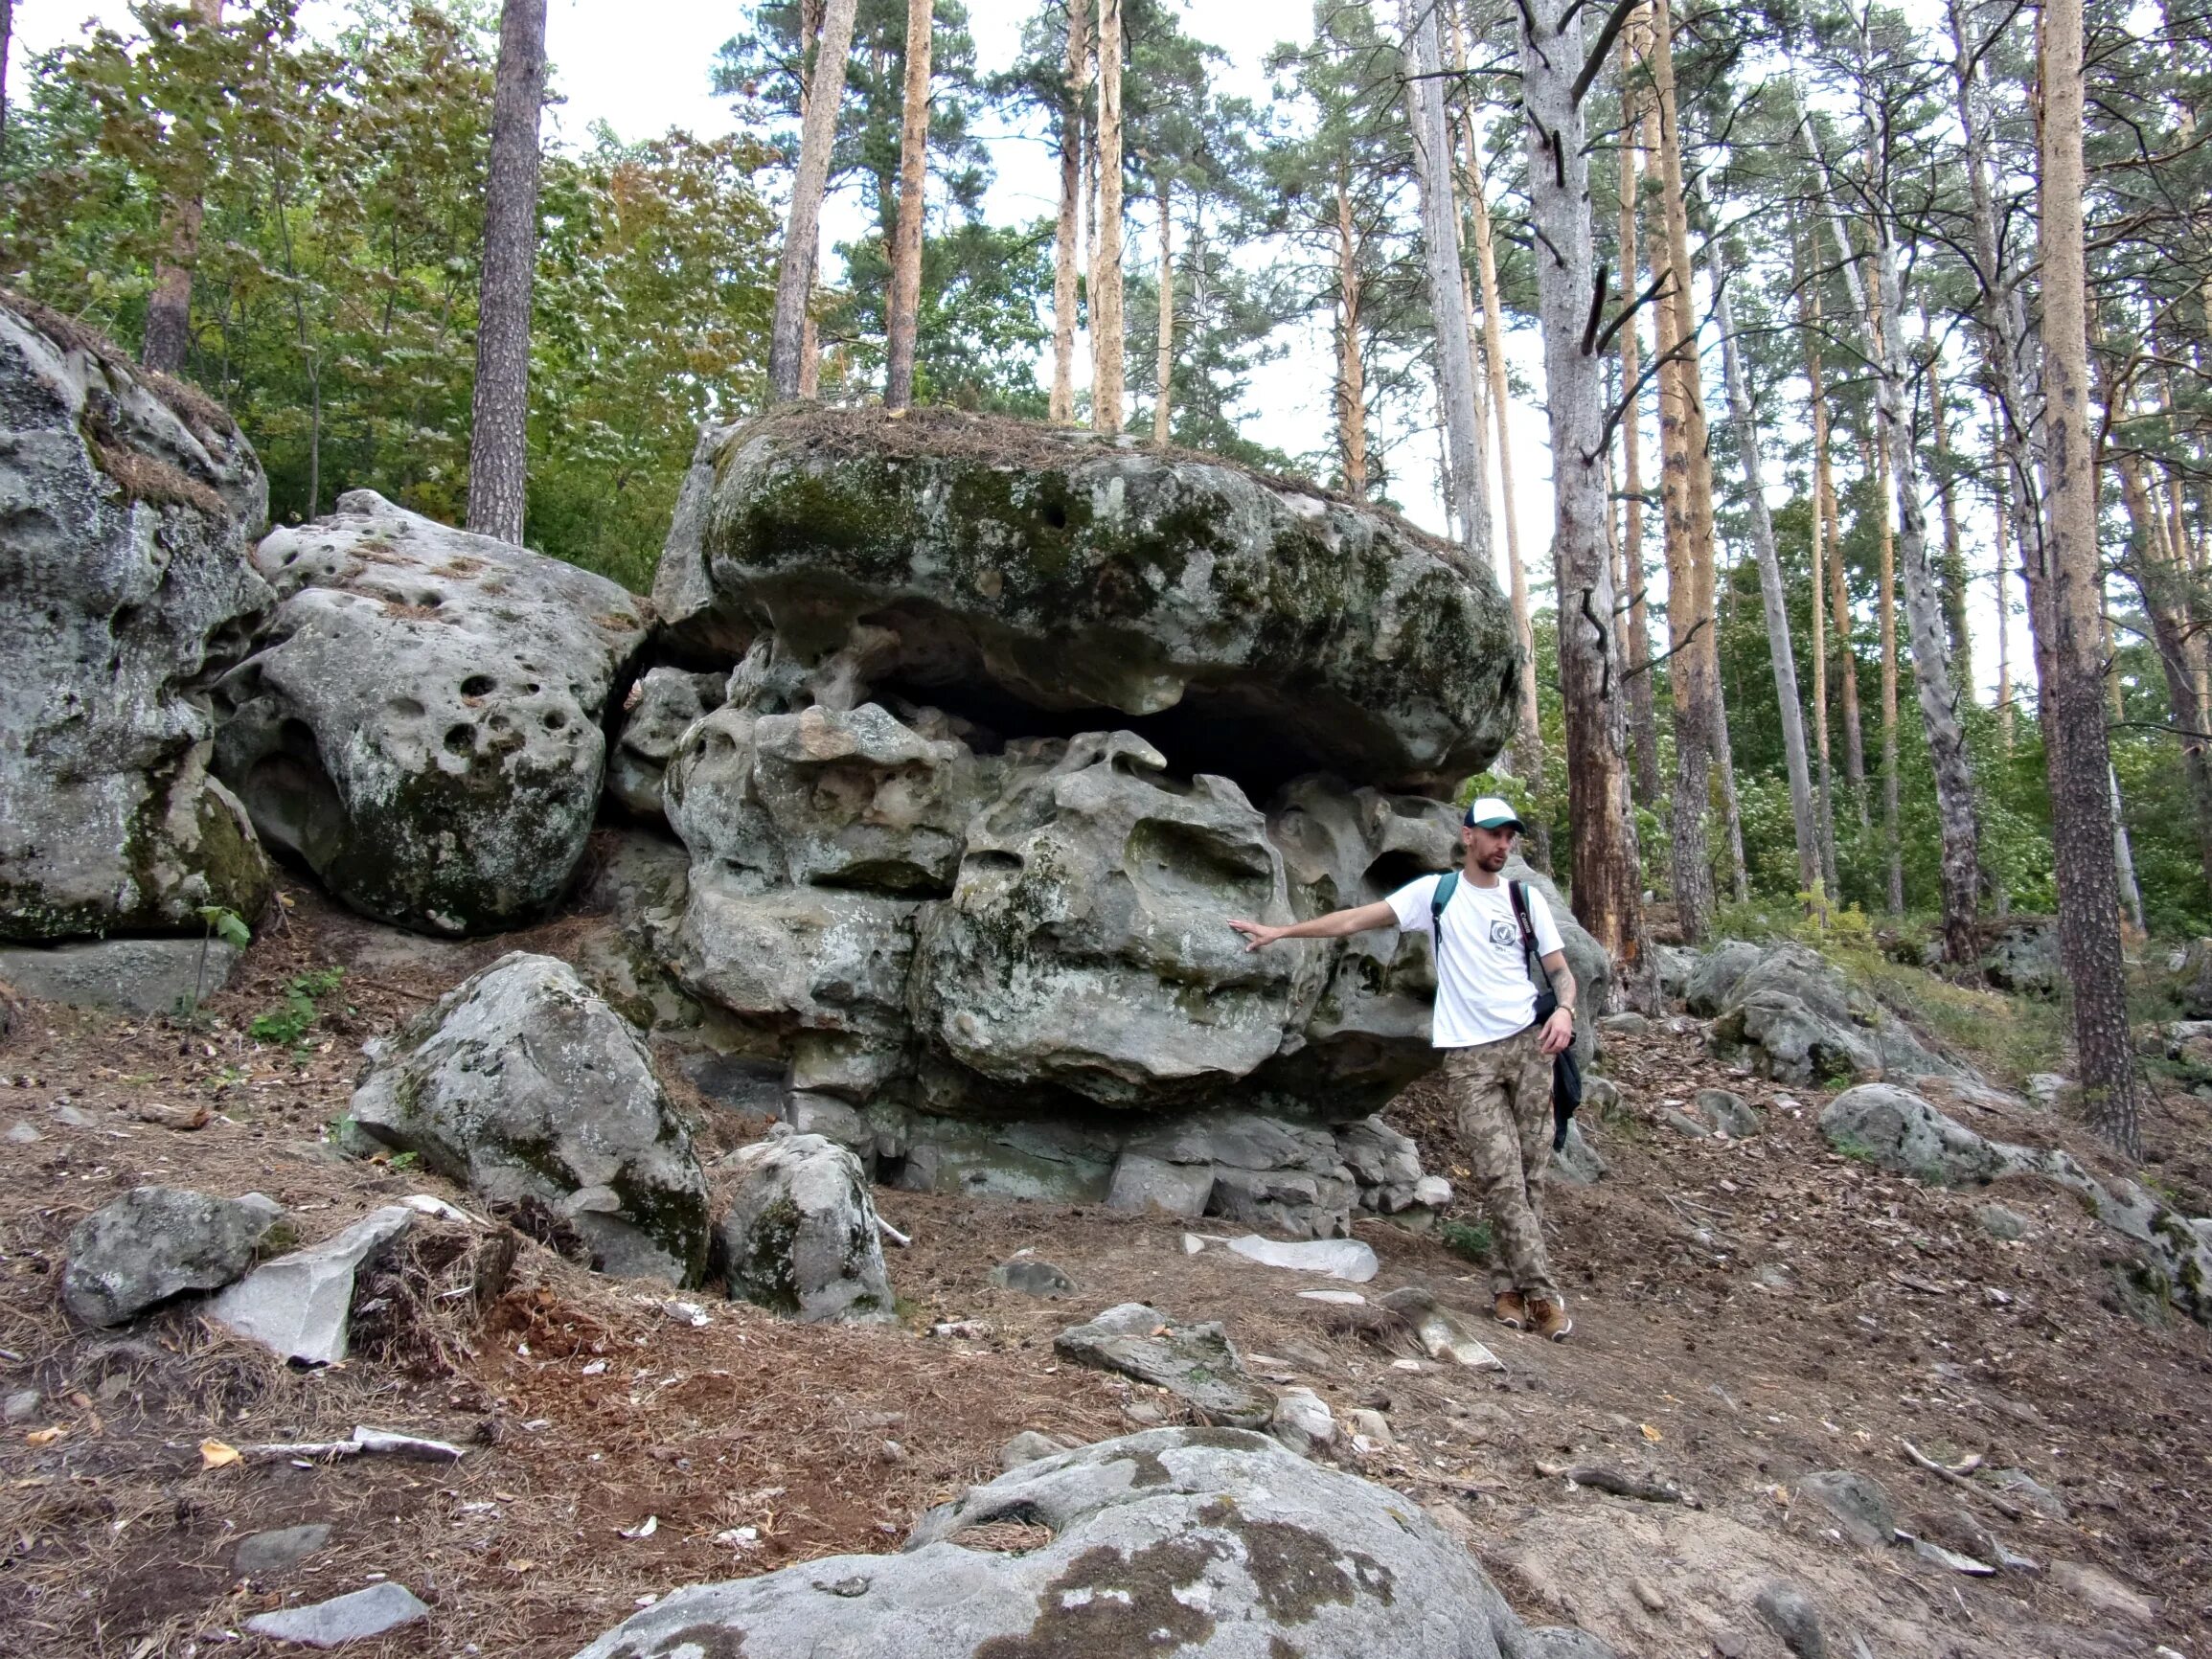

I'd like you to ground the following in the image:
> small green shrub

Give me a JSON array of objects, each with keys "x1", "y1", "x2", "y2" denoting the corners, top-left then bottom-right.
[
  {"x1": 250, "y1": 966, "x2": 347, "y2": 1046},
  {"x1": 1440, "y1": 1219, "x2": 1493, "y2": 1263}
]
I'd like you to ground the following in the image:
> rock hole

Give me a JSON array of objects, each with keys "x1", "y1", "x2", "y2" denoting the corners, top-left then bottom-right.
[
  {"x1": 416, "y1": 592, "x2": 443, "y2": 607},
  {"x1": 544, "y1": 709, "x2": 567, "y2": 731},
  {"x1": 387, "y1": 695, "x2": 425, "y2": 719},
  {"x1": 1360, "y1": 850, "x2": 1444, "y2": 899},
  {"x1": 1041, "y1": 499, "x2": 1068, "y2": 530},
  {"x1": 444, "y1": 723, "x2": 476, "y2": 755},
  {"x1": 460, "y1": 673, "x2": 496, "y2": 697}
]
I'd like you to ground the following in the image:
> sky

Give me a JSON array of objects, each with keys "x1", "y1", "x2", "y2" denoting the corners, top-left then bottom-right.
[{"x1": 10, "y1": 0, "x2": 2020, "y2": 702}]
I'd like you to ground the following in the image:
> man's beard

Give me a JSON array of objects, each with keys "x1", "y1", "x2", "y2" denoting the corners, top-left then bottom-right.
[{"x1": 1478, "y1": 848, "x2": 1509, "y2": 871}]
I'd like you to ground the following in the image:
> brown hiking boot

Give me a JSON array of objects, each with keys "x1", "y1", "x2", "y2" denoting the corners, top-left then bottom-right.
[
  {"x1": 1492, "y1": 1291, "x2": 1529, "y2": 1330},
  {"x1": 1530, "y1": 1298, "x2": 1573, "y2": 1342}
]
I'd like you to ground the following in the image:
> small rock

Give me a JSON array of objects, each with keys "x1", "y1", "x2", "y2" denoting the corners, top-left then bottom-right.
[
  {"x1": 1053, "y1": 1303, "x2": 1271, "y2": 1428},
  {"x1": 1910, "y1": 1537, "x2": 1995, "y2": 1575},
  {"x1": 1694, "y1": 1088, "x2": 1760, "y2": 1137},
  {"x1": 1411, "y1": 1174, "x2": 1452, "y2": 1208},
  {"x1": 1597, "y1": 1012, "x2": 1649, "y2": 1036},
  {"x1": 6, "y1": 1121, "x2": 40, "y2": 1144},
  {"x1": 2025, "y1": 1073, "x2": 2070, "y2": 1109},
  {"x1": 1269, "y1": 1386, "x2": 1336, "y2": 1457},
  {"x1": 1752, "y1": 1579, "x2": 1827, "y2": 1658},
  {"x1": 52, "y1": 1102, "x2": 95, "y2": 1127},
  {"x1": 1223, "y1": 1234, "x2": 1378, "y2": 1281},
  {"x1": 243, "y1": 1581, "x2": 430, "y2": 1647},
  {"x1": 989, "y1": 1258, "x2": 1077, "y2": 1298},
  {"x1": 1795, "y1": 1469, "x2": 1897, "y2": 1549},
  {"x1": 1975, "y1": 1204, "x2": 2029, "y2": 1241},
  {"x1": 1658, "y1": 1107, "x2": 1712, "y2": 1140},
  {"x1": 999, "y1": 1431, "x2": 1074, "y2": 1472},
  {"x1": 1550, "y1": 1119, "x2": 1608, "y2": 1184},
  {"x1": 718, "y1": 1133, "x2": 895, "y2": 1324},
  {"x1": 1122, "y1": 1400, "x2": 1166, "y2": 1427},
  {"x1": 1630, "y1": 1577, "x2": 1666, "y2": 1612},
  {"x1": 62, "y1": 1187, "x2": 285, "y2": 1327},
  {"x1": 1910, "y1": 1506, "x2": 1995, "y2": 1564},
  {"x1": 207, "y1": 1205, "x2": 415, "y2": 1365},
  {"x1": 3, "y1": 1389, "x2": 39, "y2": 1423},
  {"x1": 235, "y1": 1523, "x2": 333, "y2": 1575},
  {"x1": 2050, "y1": 1559, "x2": 2159, "y2": 1624},
  {"x1": 1345, "y1": 1407, "x2": 1393, "y2": 1446},
  {"x1": 1982, "y1": 1466, "x2": 2067, "y2": 1519}
]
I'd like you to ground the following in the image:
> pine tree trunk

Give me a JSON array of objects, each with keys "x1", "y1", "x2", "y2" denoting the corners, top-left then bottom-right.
[
  {"x1": 1994, "y1": 457, "x2": 2015, "y2": 753},
  {"x1": 1927, "y1": 321, "x2": 1975, "y2": 690},
  {"x1": 465, "y1": 0, "x2": 548, "y2": 545},
  {"x1": 1718, "y1": 281, "x2": 1820, "y2": 901},
  {"x1": 142, "y1": 0, "x2": 223, "y2": 374},
  {"x1": 1518, "y1": 0, "x2": 1646, "y2": 996},
  {"x1": 1090, "y1": 0, "x2": 1125, "y2": 431},
  {"x1": 797, "y1": 0, "x2": 827, "y2": 398},
  {"x1": 1334, "y1": 179, "x2": 1368, "y2": 497},
  {"x1": 1646, "y1": 0, "x2": 1722, "y2": 942},
  {"x1": 1796, "y1": 229, "x2": 1840, "y2": 898},
  {"x1": 1050, "y1": 0, "x2": 1086, "y2": 423},
  {"x1": 770, "y1": 0, "x2": 859, "y2": 400},
  {"x1": 1615, "y1": 28, "x2": 1663, "y2": 807},
  {"x1": 0, "y1": 0, "x2": 13, "y2": 154},
  {"x1": 1869, "y1": 427, "x2": 1903, "y2": 911},
  {"x1": 2040, "y1": 0, "x2": 2140, "y2": 1156},
  {"x1": 1153, "y1": 171, "x2": 1173, "y2": 443},
  {"x1": 1805, "y1": 288, "x2": 1869, "y2": 821},
  {"x1": 1402, "y1": 0, "x2": 1489, "y2": 564},
  {"x1": 884, "y1": 0, "x2": 934, "y2": 411},
  {"x1": 1870, "y1": 227, "x2": 1981, "y2": 961}
]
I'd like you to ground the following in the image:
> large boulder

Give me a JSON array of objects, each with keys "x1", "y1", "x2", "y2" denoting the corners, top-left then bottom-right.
[
  {"x1": 1981, "y1": 918, "x2": 2060, "y2": 1000},
  {"x1": 1818, "y1": 1084, "x2": 2014, "y2": 1185},
  {"x1": 571, "y1": 1426, "x2": 1607, "y2": 1659},
  {"x1": 212, "y1": 490, "x2": 649, "y2": 935},
  {"x1": 350, "y1": 952, "x2": 710, "y2": 1285},
  {"x1": 61, "y1": 1186, "x2": 284, "y2": 1326},
  {"x1": 0, "y1": 296, "x2": 273, "y2": 941},
  {"x1": 652, "y1": 407, "x2": 1517, "y2": 794},
  {"x1": 1702, "y1": 943, "x2": 1946, "y2": 1084},
  {"x1": 910, "y1": 732, "x2": 1323, "y2": 1109},
  {"x1": 718, "y1": 1130, "x2": 896, "y2": 1323}
]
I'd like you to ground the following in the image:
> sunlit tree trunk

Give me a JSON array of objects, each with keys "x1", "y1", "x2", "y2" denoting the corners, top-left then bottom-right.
[
  {"x1": 1994, "y1": 456, "x2": 2016, "y2": 753},
  {"x1": 2041, "y1": 0, "x2": 2140, "y2": 1155},
  {"x1": 465, "y1": 0, "x2": 548, "y2": 544},
  {"x1": 1616, "y1": 21, "x2": 1662, "y2": 807},
  {"x1": 1050, "y1": 0, "x2": 1087, "y2": 422},
  {"x1": 1090, "y1": 0, "x2": 1125, "y2": 431},
  {"x1": 143, "y1": 0, "x2": 223, "y2": 372},
  {"x1": 1152, "y1": 170, "x2": 1173, "y2": 443},
  {"x1": 1795, "y1": 228, "x2": 1839, "y2": 895},
  {"x1": 1926, "y1": 317, "x2": 1975, "y2": 690},
  {"x1": 1334, "y1": 178, "x2": 1368, "y2": 496},
  {"x1": 770, "y1": 0, "x2": 859, "y2": 400},
  {"x1": 797, "y1": 0, "x2": 826, "y2": 397},
  {"x1": 1805, "y1": 287, "x2": 1867, "y2": 821},
  {"x1": 1518, "y1": 0, "x2": 1646, "y2": 998},
  {"x1": 884, "y1": 0, "x2": 934, "y2": 411}
]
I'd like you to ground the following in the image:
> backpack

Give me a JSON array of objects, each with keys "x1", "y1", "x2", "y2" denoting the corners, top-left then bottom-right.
[{"x1": 1430, "y1": 872, "x2": 1584, "y2": 1149}]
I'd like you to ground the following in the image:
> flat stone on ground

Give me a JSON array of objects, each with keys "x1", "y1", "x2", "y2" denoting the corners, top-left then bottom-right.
[
  {"x1": 242, "y1": 1580, "x2": 429, "y2": 1647},
  {"x1": 235, "y1": 1523, "x2": 333, "y2": 1575}
]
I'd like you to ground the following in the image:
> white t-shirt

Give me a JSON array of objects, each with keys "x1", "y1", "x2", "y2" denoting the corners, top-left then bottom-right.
[{"x1": 1386, "y1": 873, "x2": 1566, "y2": 1049}]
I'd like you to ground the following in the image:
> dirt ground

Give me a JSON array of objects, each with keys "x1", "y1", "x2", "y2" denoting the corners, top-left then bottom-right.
[{"x1": 3, "y1": 880, "x2": 2209, "y2": 1658}]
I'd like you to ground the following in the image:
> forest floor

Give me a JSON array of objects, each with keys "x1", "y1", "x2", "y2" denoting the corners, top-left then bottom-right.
[{"x1": 1, "y1": 878, "x2": 2208, "y2": 1659}]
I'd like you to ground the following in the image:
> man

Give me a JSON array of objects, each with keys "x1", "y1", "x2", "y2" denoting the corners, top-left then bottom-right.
[{"x1": 1228, "y1": 797, "x2": 1579, "y2": 1339}]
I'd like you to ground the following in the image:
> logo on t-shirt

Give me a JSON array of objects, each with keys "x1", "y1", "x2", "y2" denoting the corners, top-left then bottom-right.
[{"x1": 1488, "y1": 918, "x2": 1519, "y2": 946}]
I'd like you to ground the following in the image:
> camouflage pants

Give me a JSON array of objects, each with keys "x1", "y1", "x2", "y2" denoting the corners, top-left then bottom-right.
[{"x1": 1442, "y1": 1025, "x2": 1559, "y2": 1302}]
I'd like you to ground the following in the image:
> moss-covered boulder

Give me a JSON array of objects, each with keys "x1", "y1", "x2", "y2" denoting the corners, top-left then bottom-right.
[
  {"x1": 213, "y1": 490, "x2": 649, "y2": 936},
  {"x1": 0, "y1": 295, "x2": 274, "y2": 941},
  {"x1": 653, "y1": 407, "x2": 1517, "y2": 795},
  {"x1": 350, "y1": 951, "x2": 710, "y2": 1286},
  {"x1": 717, "y1": 1128, "x2": 895, "y2": 1323}
]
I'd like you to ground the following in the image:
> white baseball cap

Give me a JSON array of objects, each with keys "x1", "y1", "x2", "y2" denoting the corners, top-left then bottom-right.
[{"x1": 1462, "y1": 795, "x2": 1525, "y2": 830}]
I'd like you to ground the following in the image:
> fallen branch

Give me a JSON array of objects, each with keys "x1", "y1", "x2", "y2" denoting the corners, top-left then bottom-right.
[
  {"x1": 877, "y1": 1216, "x2": 912, "y2": 1248},
  {"x1": 235, "y1": 1426, "x2": 465, "y2": 1465},
  {"x1": 1900, "y1": 1439, "x2": 2022, "y2": 1522},
  {"x1": 1536, "y1": 1460, "x2": 1701, "y2": 1508}
]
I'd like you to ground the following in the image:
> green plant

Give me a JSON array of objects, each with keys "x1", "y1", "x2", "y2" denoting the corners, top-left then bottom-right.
[
  {"x1": 250, "y1": 966, "x2": 347, "y2": 1046},
  {"x1": 388, "y1": 1149, "x2": 420, "y2": 1171},
  {"x1": 180, "y1": 904, "x2": 251, "y2": 1022},
  {"x1": 1439, "y1": 1219, "x2": 1493, "y2": 1263}
]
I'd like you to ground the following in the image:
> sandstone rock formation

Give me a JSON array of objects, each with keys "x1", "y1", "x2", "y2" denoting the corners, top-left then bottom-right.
[
  {"x1": 61, "y1": 1186, "x2": 285, "y2": 1326},
  {"x1": 350, "y1": 953, "x2": 711, "y2": 1285},
  {"x1": 570, "y1": 1426, "x2": 1612, "y2": 1659},
  {"x1": 718, "y1": 1129, "x2": 895, "y2": 1323},
  {"x1": 0, "y1": 296, "x2": 273, "y2": 941},
  {"x1": 213, "y1": 489, "x2": 649, "y2": 935},
  {"x1": 1696, "y1": 942, "x2": 1945, "y2": 1084}
]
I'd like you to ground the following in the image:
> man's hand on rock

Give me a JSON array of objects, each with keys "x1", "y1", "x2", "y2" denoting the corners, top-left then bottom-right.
[
  {"x1": 1539, "y1": 1007, "x2": 1575, "y2": 1056},
  {"x1": 1229, "y1": 920, "x2": 1282, "y2": 951}
]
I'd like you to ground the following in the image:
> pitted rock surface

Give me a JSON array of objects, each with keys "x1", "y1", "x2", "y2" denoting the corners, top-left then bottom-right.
[
  {"x1": 0, "y1": 297, "x2": 273, "y2": 941},
  {"x1": 571, "y1": 1427, "x2": 1591, "y2": 1658},
  {"x1": 718, "y1": 1131, "x2": 896, "y2": 1323},
  {"x1": 652, "y1": 406, "x2": 1517, "y2": 792},
  {"x1": 606, "y1": 667, "x2": 726, "y2": 822},
  {"x1": 212, "y1": 489, "x2": 648, "y2": 935},
  {"x1": 350, "y1": 952, "x2": 710, "y2": 1285}
]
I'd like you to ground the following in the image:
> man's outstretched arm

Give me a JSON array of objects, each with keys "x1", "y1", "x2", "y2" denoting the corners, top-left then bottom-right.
[{"x1": 1228, "y1": 900, "x2": 1400, "y2": 951}]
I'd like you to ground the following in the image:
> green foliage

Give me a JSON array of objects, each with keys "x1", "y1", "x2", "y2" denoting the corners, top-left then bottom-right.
[
  {"x1": 196, "y1": 904, "x2": 252, "y2": 949},
  {"x1": 1439, "y1": 1218, "x2": 1493, "y2": 1263},
  {"x1": 250, "y1": 966, "x2": 346, "y2": 1046}
]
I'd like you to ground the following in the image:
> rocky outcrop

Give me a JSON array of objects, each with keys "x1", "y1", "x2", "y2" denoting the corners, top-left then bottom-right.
[
  {"x1": 571, "y1": 1426, "x2": 1610, "y2": 1659},
  {"x1": 1699, "y1": 942, "x2": 1947, "y2": 1085},
  {"x1": 1982, "y1": 918, "x2": 2060, "y2": 999},
  {"x1": 1820, "y1": 1081, "x2": 2212, "y2": 1325},
  {"x1": 350, "y1": 953, "x2": 710, "y2": 1285},
  {"x1": 61, "y1": 1187, "x2": 284, "y2": 1326},
  {"x1": 212, "y1": 490, "x2": 649, "y2": 935},
  {"x1": 606, "y1": 667, "x2": 724, "y2": 822},
  {"x1": 1053, "y1": 1304, "x2": 1273, "y2": 1425},
  {"x1": 0, "y1": 296, "x2": 274, "y2": 942},
  {"x1": 0, "y1": 936, "x2": 242, "y2": 1016},
  {"x1": 718, "y1": 1129, "x2": 896, "y2": 1323},
  {"x1": 653, "y1": 406, "x2": 1517, "y2": 793}
]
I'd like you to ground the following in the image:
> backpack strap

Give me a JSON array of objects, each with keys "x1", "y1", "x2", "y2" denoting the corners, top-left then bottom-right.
[
  {"x1": 1428, "y1": 871, "x2": 1459, "y2": 950},
  {"x1": 1507, "y1": 879, "x2": 1555, "y2": 989}
]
